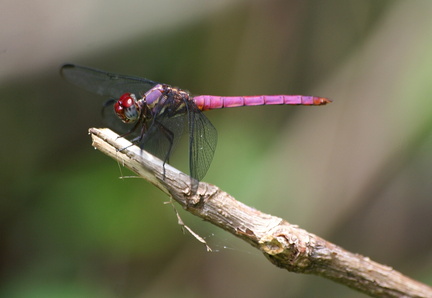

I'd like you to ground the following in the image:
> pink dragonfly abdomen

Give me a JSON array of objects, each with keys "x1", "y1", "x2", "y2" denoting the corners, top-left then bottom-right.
[{"x1": 193, "y1": 95, "x2": 331, "y2": 111}]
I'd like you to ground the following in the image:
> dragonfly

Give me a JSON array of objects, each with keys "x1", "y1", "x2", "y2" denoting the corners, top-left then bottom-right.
[{"x1": 61, "y1": 64, "x2": 331, "y2": 182}]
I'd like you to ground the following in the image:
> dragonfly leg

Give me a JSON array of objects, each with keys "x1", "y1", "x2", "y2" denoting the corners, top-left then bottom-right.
[
  {"x1": 115, "y1": 126, "x2": 141, "y2": 153},
  {"x1": 153, "y1": 120, "x2": 175, "y2": 179},
  {"x1": 116, "y1": 107, "x2": 150, "y2": 151},
  {"x1": 119, "y1": 116, "x2": 145, "y2": 140}
]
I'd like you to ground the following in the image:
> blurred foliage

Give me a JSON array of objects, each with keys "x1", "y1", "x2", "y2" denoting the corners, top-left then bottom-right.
[{"x1": 1, "y1": 0, "x2": 432, "y2": 297}]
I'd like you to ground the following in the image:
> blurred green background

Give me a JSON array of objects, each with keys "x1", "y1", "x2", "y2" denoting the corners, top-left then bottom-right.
[{"x1": 1, "y1": 0, "x2": 432, "y2": 297}]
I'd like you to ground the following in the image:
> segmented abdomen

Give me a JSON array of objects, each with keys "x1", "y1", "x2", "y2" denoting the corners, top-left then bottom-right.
[{"x1": 193, "y1": 95, "x2": 331, "y2": 111}]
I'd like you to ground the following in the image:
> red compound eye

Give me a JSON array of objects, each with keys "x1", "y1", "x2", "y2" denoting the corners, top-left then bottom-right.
[
  {"x1": 114, "y1": 101, "x2": 123, "y2": 114},
  {"x1": 114, "y1": 93, "x2": 137, "y2": 122},
  {"x1": 118, "y1": 93, "x2": 134, "y2": 108}
]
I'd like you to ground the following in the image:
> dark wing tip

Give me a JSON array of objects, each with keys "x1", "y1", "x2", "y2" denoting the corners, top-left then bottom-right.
[{"x1": 59, "y1": 63, "x2": 76, "y2": 77}]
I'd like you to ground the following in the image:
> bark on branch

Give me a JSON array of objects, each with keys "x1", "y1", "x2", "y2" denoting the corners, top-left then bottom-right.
[{"x1": 89, "y1": 127, "x2": 432, "y2": 298}]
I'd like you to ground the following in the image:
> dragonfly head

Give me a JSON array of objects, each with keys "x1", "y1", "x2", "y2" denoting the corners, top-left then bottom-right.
[{"x1": 114, "y1": 93, "x2": 141, "y2": 123}]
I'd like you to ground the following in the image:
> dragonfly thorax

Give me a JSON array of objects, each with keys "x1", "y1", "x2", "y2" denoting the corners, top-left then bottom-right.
[{"x1": 114, "y1": 93, "x2": 141, "y2": 123}]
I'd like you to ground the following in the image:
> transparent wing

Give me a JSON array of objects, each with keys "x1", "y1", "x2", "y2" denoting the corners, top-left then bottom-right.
[
  {"x1": 138, "y1": 97, "x2": 217, "y2": 181},
  {"x1": 60, "y1": 64, "x2": 159, "y2": 98},
  {"x1": 139, "y1": 113, "x2": 187, "y2": 164},
  {"x1": 137, "y1": 95, "x2": 188, "y2": 166},
  {"x1": 102, "y1": 99, "x2": 139, "y2": 136},
  {"x1": 188, "y1": 104, "x2": 217, "y2": 181}
]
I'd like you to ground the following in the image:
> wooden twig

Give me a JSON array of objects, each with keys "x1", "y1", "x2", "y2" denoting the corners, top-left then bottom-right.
[{"x1": 89, "y1": 127, "x2": 432, "y2": 298}]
